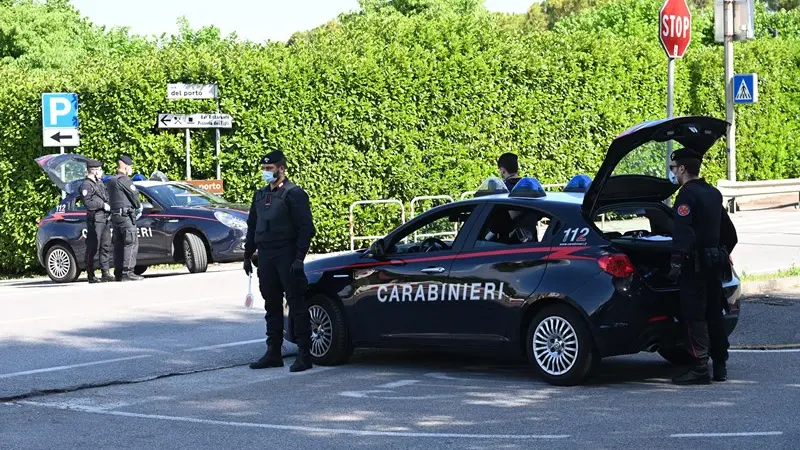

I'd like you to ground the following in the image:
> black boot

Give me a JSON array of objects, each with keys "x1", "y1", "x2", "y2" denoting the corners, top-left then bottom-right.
[
  {"x1": 672, "y1": 364, "x2": 711, "y2": 385},
  {"x1": 122, "y1": 272, "x2": 144, "y2": 281},
  {"x1": 290, "y1": 349, "x2": 313, "y2": 373},
  {"x1": 713, "y1": 362, "x2": 727, "y2": 382},
  {"x1": 101, "y1": 270, "x2": 115, "y2": 282},
  {"x1": 87, "y1": 271, "x2": 100, "y2": 283},
  {"x1": 249, "y1": 345, "x2": 284, "y2": 369}
]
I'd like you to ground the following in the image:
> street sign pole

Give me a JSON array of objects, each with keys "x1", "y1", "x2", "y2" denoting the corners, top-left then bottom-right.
[
  {"x1": 724, "y1": 0, "x2": 736, "y2": 182},
  {"x1": 215, "y1": 92, "x2": 221, "y2": 180},
  {"x1": 185, "y1": 128, "x2": 191, "y2": 180},
  {"x1": 666, "y1": 57, "x2": 675, "y2": 178}
]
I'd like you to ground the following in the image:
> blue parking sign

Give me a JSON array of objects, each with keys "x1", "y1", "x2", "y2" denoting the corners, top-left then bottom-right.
[
  {"x1": 733, "y1": 74, "x2": 758, "y2": 104},
  {"x1": 41, "y1": 92, "x2": 80, "y2": 147}
]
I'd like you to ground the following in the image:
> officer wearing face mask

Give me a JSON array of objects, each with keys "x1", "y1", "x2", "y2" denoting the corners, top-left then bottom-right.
[
  {"x1": 107, "y1": 154, "x2": 143, "y2": 282},
  {"x1": 244, "y1": 150, "x2": 316, "y2": 372},
  {"x1": 78, "y1": 159, "x2": 114, "y2": 283},
  {"x1": 667, "y1": 148, "x2": 737, "y2": 385}
]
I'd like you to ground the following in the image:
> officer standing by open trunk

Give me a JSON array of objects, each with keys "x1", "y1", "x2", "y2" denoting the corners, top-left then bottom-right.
[
  {"x1": 244, "y1": 150, "x2": 316, "y2": 372},
  {"x1": 79, "y1": 158, "x2": 114, "y2": 283},
  {"x1": 667, "y1": 148, "x2": 737, "y2": 385},
  {"x1": 107, "y1": 155, "x2": 143, "y2": 282}
]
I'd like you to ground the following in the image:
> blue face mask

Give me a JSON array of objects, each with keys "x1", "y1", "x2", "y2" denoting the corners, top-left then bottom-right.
[
  {"x1": 668, "y1": 169, "x2": 678, "y2": 185},
  {"x1": 262, "y1": 171, "x2": 275, "y2": 184}
]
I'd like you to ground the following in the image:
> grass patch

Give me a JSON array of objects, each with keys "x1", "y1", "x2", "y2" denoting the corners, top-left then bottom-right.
[{"x1": 741, "y1": 266, "x2": 800, "y2": 282}]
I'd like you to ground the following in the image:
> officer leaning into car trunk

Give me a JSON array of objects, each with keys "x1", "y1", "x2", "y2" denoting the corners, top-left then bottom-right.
[
  {"x1": 78, "y1": 158, "x2": 115, "y2": 283},
  {"x1": 244, "y1": 150, "x2": 316, "y2": 372},
  {"x1": 106, "y1": 154, "x2": 143, "y2": 282},
  {"x1": 667, "y1": 148, "x2": 738, "y2": 385}
]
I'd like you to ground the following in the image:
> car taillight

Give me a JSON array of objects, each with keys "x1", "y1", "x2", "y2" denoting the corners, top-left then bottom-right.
[{"x1": 598, "y1": 254, "x2": 634, "y2": 278}]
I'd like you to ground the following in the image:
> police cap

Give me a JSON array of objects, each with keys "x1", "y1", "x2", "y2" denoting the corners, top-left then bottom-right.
[
  {"x1": 86, "y1": 159, "x2": 102, "y2": 169},
  {"x1": 117, "y1": 154, "x2": 133, "y2": 166},
  {"x1": 261, "y1": 150, "x2": 285, "y2": 166},
  {"x1": 671, "y1": 148, "x2": 703, "y2": 162}
]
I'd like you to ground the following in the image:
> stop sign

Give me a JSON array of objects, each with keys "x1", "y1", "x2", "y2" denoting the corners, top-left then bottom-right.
[{"x1": 659, "y1": 0, "x2": 692, "y2": 58}]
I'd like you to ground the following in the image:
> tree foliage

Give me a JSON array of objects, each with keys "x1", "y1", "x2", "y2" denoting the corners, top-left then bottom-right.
[{"x1": 0, "y1": 0, "x2": 798, "y2": 274}]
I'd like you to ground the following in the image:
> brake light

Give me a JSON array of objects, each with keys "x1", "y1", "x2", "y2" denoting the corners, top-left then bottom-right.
[{"x1": 598, "y1": 254, "x2": 634, "y2": 278}]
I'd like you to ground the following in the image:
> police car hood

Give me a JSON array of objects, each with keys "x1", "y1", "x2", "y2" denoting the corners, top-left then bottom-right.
[
  {"x1": 582, "y1": 116, "x2": 728, "y2": 218},
  {"x1": 174, "y1": 203, "x2": 249, "y2": 219}
]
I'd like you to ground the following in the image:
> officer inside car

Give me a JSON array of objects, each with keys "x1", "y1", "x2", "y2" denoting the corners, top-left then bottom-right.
[
  {"x1": 79, "y1": 158, "x2": 115, "y2": 283},
  {"x1": 243, "y1": 150, "x2": 316, "y2": 372},
  {"x1": 106, "y1": 154, "x2": 143, "y2": 282},
  {"x1": 667, "y1": 148, "x2": 738, "y2": 385}
]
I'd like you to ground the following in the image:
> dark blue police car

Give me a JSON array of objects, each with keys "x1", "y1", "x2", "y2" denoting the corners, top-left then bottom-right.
[
  {"x1": 289, "y1": 116, "x2": 742, "y2": 386},
  {"x1": 35, "y1": 153, "x2": 249, "y2": 283}
]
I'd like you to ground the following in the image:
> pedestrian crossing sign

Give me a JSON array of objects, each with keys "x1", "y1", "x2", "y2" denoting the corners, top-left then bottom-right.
[{"x1": 733, "y1": 73, "x2": 758, "y2": 104}]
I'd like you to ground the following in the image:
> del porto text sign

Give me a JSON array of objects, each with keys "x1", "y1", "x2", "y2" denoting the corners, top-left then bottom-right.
[
  {"x1": 184, "y1": 179, "x2": 224, "y2": 194},
  {"x1": 168, "y1": 83, "x2": 218, "y2": 99}
]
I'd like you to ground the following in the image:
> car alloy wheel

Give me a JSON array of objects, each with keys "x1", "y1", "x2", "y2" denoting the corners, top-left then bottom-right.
[
  {"x1": 309, "y1": 304, "x2": 333, "y2": 358},
  {"x1": 48, "y1": 247, "x2": 71, "y2": 279},
  {"x1": 533, "y1": 316, "x2": 579, "y2": 376}
]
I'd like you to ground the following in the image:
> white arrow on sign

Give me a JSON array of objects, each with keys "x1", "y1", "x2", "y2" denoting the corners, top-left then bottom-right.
[
  {"x1": 158, "y1": 113, "x2": 232, "y2": 129},
  {"x1": 43, "y1": 127, "x2": 80, "y2": 147}
]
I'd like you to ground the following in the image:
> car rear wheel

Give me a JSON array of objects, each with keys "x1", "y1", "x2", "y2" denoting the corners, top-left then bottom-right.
[
  {"x1": 183, "y1": 233, "x2": 208, "y2": 273},
  {"x1": 45, "y1": 244, "x2": 81, "y2": 283},
  {"x1": 308, "y1": 295, "x2": 352, "y2": 366},
  {"x1": 526, "y1": 304, "x2": 595, "y2": 386},
  {"x1": 658, "y1": 347, "x2": 695, "y2": 366}
]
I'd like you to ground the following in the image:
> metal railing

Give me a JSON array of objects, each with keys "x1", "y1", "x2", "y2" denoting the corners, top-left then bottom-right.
[
  {"x1": 349, "y1": 199, "x2": 406, "y2": 251},
  {"x1": 717, "y1": 178, "x2": 800, "y2": 213},
  {"x1": 410, "y1": 195, "x2": 455, "y2": 242}
]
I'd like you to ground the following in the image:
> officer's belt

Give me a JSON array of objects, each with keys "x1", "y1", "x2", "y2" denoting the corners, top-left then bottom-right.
[{"x1": 111, "y1": 208, "x2": 134, "y2": 215}]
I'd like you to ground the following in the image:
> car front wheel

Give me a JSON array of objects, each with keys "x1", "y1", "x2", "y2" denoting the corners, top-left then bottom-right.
[
  {"x1": 526, "y1": 304, "x2": 595, "y2": 386},
  {"x1": 308, "y1": 295, "x2": 352, "y2": 366},
  {"x1": 45, "y1": 244, "x2": 81, "y2": 283},
  {"x1": 183, "y1": 233, "x2": 208, "y2": 273}
]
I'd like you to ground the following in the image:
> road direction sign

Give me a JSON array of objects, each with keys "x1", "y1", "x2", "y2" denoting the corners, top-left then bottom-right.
[
  {"x1": 167, "y1": 83, "x2": 218, "y2": 100},
  {"x1": 733, "y1": 73, "x2": 758, "y2": 104},
  {"x1": 660, "y1": 0, "x2": 692, "y2": 58},
  {"x1": 158, "y1": 113, "x2": 232, "y2": 129},
  {"x1": 42, "y1": 93, "x2": 80, "y2": 147}
]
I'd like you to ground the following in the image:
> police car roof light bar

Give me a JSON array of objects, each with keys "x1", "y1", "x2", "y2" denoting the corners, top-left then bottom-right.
[
  {"x1": 474, "y1": 177, "x2": 509, "y2": 197},
  {"x1": 563, "y1": 174, "x2": 592, "y2": 193},
  {"x1": 508, "y1": 177, "x2": 546, "y2": 198}
]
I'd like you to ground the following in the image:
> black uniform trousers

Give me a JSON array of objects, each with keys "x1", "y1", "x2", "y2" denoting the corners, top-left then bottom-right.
[
  {"x1": 679, "y1": 270, "x2": 729, "y2": 366},
  {"x1": 111, "y1": 213, "x2": 139, "y2": 278},
  {"x1": 257, "y1": 246, "x2": 311, "y2": 351},
  {"x1": 86, "y1": 214, "x2": 112, "y2": 272}
]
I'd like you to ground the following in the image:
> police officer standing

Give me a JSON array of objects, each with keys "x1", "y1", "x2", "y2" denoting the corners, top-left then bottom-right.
[
  {"x1": 106, "y1": 155, "x2": 143, "y2": 282},
  {"x1": 244, "y1": 150, "x2": 316, "y2": 372},
  {"x1": 497, "y1": 152, "x2": 522, "y2": 191},
  {"x1": 667, "y1": 148, "x2": 738, "y2": 384},
  {"x1": 78, "y1": 159, "x2": 114, "y2": 283}
]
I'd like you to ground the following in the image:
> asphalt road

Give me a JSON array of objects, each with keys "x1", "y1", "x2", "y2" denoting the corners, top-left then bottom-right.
[{"x1": 2, "y1": 257, "x2": 800, "y2": 448}]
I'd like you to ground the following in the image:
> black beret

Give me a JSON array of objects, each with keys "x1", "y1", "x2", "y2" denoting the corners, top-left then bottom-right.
[
  {"x1": 261, "y1": 150, "x2": 285, "y2": 165},
  {"x1": 86, "y1": 159, "x2": 102, "y2": 169},
  {"x1": 671, "y1": 148, "x2": 703, "y2": 161},
  {"x1": 117, "y1": 154, "x2": 133, "y2": 166}
]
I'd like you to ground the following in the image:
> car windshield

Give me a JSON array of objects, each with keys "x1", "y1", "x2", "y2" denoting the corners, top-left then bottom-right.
[
  {"x1": 612, "y1": 140, "x2": 686, "y2": 178},
  {"x1": 147, "y1": 183, "x2": 228, "y2": 207}
]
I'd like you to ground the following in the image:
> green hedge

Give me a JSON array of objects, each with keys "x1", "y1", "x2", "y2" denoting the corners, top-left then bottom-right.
[{"x1": 0, "y1": 0, "x2": 798, "y2": 274}]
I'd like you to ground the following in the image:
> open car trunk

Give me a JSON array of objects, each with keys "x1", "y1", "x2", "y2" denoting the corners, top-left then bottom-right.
[{"x1": 610, "y1": 236, "x2": 677, "y2": 290}]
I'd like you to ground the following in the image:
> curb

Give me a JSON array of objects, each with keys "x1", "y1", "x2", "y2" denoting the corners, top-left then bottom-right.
[
  {"x1": 740, "y1": 276, "x2": 800, "y2": 296},
  {"x1": 730, "y1": 344, "x2": 800, "y2": 350}
]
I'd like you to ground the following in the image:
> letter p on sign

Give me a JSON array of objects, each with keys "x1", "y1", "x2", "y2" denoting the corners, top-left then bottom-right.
[
  {"x1": 42, "y1": 93, "x2": 79, "y2": 128},
  {"x1": 659, "y1": 0, "x2": 692, "y2": 58}
]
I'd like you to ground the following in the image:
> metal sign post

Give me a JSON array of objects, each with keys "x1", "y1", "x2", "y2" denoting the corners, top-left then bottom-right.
[
  {"x1": 185, "y1": 128, "x2": 191, "y2": 180},
  {"x1": 724, "y1": 0, "x2": 736, "y2": 182}
]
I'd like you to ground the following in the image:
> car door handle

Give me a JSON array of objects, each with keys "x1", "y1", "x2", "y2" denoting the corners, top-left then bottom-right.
[{"x1": 421, "y1": 267, "x2": 446, "y2": 274}]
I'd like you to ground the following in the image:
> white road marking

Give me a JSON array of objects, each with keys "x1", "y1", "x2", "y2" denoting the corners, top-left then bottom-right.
[
  {"x1": 729, "y1": 348, "x2": 800, "y2": 353},
  {"x1": 671, "y1": 431, "x2": 783, "y2": 438},
  {"x1": 339, "y1": 390, "x2": 455, "y2": 400},
  {"x1": 184, "y1": 339, "x2": 265, "y2": 352},
  {"x1": 375, "y1": 380, "x2": 419, "y2": 389},
  {"x1": 0, "y1": 355, "x2": 152, "y2": 379},
  {"x1": 16, "y1": 401, "x2": 570, "y2": 439}
]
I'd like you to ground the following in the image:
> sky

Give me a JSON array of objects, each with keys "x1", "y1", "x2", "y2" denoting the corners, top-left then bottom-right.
[{"x1": 69, "y1": 0, "x2": 535, "y2": 43}]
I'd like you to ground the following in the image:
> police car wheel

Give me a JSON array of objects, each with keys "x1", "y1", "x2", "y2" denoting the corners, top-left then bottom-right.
[
  {"x1": 45, "y1": 244, "x2": 79, "y2": 283},
  {"x1": 526, "y1": 304, "x2": 594, "y2": 386},
  {"x1": 183, "y1": 233, "x2": 208, "y2": 273},
  {"x1": 657, "y1": 347, "x2": 695, "y2": 366},
  {"x1": 308, "y1": 295, "x2": 352, "y2": 366},
  {"x1": 134, "y1": 266, "x2": 148, "y2": 276}
]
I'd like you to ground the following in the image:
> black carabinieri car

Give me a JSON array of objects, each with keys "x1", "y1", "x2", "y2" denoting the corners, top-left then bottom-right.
[
  {"x1": 287, "y1": 116, "x2": 742, "y2": 386},
  {"x1": 35, "y1": 153, "x2": 250, "y2": 283}
]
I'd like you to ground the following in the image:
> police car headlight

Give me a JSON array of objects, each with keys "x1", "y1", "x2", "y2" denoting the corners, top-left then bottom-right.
[{"x1": 214, "y1": 211, "x2": 247, "y2": 230}]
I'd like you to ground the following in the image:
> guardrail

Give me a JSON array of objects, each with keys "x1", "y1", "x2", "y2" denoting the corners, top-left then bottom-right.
[
  {"x1": 410, "y1": 195, "x2": 455, "y2": 242},
  {"x1": 349, "y1": 199, "x2": 406, "y2": 251},
  {"x1": 717, "y1": 178, "x2": 800, "y2": 213}
]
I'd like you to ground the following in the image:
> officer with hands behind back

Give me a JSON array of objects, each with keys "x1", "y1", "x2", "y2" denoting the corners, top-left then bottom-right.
[
  {"x1": 667, "y1": 148, "x2": 738, "y2": 385},
  {"x1": 244, "y1": 150, "x2": 316, "y2": 372},
  {"x1": 107, "y1": 154, "x2": 143, "y2": 282},
  {"x1": 79, "y1": 159, "x2": 115, "y2": 283}
]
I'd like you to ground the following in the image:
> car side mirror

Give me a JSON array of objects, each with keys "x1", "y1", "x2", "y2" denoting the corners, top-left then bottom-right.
[{"x1": 367, "y1": 238, "x2": 386, "y2": 259}]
